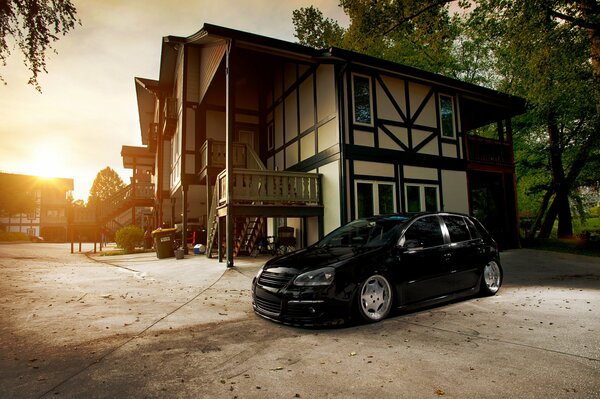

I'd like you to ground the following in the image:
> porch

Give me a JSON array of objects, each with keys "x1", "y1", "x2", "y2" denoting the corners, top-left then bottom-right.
[{"x1": 198, "y1": 139, "x2": 323, "y2": 264}]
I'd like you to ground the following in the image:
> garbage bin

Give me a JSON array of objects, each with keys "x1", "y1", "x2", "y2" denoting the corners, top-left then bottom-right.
[{"x1": 152, "y1": 228, "x2": 176, "y2": 259}]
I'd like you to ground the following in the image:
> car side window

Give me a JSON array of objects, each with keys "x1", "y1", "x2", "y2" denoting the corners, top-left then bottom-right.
[
  {"x1": 464, "y1": 217, "x2": 482, "y2": 239},
  {"x1": 442, "y1": 215, "x2": 471, "y2": 243},
  {"x1": 402, "y1": 216, "x2": 444, "y2": 248}
]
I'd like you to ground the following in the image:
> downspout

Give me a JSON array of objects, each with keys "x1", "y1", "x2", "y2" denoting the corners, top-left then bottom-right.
[
  {"x1": 225, "y1": 39, "x2": 235, "y2": 267},
  {"x1": 336, "y1": 61, "x2": 349, "y2": 225},
  {"x1": 181, "y1": 43, "x2": 188, "y2": 252}
]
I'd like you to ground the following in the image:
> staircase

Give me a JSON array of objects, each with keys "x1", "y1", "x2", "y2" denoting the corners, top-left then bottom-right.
[
  {"x1": 201, "y1": 139, "x2": 322, "y2": 260},
  {"x1": 235, "y1": 217, "x2": 264, "y2": 256},
  {"x1": 206, "y1": 187, "x2": 220, "y2": 258}
]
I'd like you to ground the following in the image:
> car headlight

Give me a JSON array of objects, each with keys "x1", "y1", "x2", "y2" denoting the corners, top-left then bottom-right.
[
  {"x1": 255, "y1": 268, "x2": 263, "y2": 280},
  {"x1": 293, "y1": 267, "x2": 335, "y2": 286}
]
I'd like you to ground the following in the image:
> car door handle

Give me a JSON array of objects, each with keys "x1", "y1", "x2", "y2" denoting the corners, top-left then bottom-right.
[{"x1": 442, "y1": 253, "x2": 452, "y2": 261}]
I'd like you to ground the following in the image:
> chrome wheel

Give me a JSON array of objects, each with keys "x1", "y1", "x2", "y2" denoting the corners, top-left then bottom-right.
[
  {"x1": 358, "y1": 274, "x2": 392, "y2": 322},
  {"x1": 482, "y1": 261, "x2": 502, "y2": 295}
]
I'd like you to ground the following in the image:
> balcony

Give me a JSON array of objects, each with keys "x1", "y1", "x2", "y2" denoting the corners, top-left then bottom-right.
[
  {"x1": 215, "y1": 169, "x2": 322, "y2": 217},
  {"x1": 466, "y1": 135, "x2": 513, "y2": 167},
  {"x1": 199, "y1": 140, "x2": 264, "y2": 182}
]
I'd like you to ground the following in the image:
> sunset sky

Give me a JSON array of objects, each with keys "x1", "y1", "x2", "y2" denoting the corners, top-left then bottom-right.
[{"x1": 0, "y1": 0, "x2": 348, "y2": 201}]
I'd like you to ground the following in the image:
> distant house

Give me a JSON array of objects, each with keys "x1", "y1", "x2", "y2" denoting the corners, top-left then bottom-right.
[
  {"x1": 0, "y1": 173, "x2": 73, "y2": 242},
  {"x1": 129, "y1": 24, "x2": 525, "y2": 265}
]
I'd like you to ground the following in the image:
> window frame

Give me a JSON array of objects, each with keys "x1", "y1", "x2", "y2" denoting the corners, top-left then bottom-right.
[
  {"x1": 354, "y1": 180, "x2": 397, "y2": 218},
  {"x1": 351, "y1": 73, "x2": 374, "y2": 127},
  {"x1": 404, "y1": 184, "x2": 440, "y2": 213},
  {"x1": 439, "y1": 93, "x2": 456, "y2": 139},
  {"x1": 399, "y1": 215, "x2": 445, "y2": 249}
]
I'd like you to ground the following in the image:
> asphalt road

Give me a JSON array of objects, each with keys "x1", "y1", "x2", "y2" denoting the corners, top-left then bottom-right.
[{"x1": 0, "y1": 243, "x2": 598, "y2": 398}]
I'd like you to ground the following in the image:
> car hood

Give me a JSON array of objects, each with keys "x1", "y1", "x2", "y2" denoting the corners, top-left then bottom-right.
[{"x1": 263, "y1": 245, "x2": 383, "y2": 274}]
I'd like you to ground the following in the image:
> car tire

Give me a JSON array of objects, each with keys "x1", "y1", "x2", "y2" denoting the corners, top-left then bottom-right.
[
  {"x1": 480, "y1": 260, "x2": 502, "y2": 296},
  {"x1": 357, "y1": 274, "x2": 393, "y2": 322}
]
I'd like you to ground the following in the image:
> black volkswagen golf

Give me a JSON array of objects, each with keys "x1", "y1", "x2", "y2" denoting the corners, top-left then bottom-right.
[{"x1": 251, "y1": 212, "x2": 502, "y2": 326}]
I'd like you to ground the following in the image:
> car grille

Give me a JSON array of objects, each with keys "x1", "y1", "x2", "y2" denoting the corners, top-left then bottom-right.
[
  {"x1": 254, "y1": 295, "x2": 281, "y2": 316},
  {"x1": 258, "y1": 270, "x2": 295, "y2": 289}
]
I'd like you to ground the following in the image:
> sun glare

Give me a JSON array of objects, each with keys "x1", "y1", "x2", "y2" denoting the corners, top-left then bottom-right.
[{"x1": 29, "y1": 144, "x2": 66, "y2": 178}]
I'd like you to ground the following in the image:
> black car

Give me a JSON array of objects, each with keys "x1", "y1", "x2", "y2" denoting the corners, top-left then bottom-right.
[{"x1": 251, "y1": 212, "x2": 502, "y2": 326}]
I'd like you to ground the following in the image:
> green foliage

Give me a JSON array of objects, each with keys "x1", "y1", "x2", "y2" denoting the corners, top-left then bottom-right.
[
  {"x1": 0, "y1": 0, "x2": 79, "y2": 90},
  {"x1": 88, "y1": 167, "x2": 125, "y2": 208},
  {"x1": 292, "y1": 6, "x2": 345, "y2": 48},
  {"x1": 115, "y1": 225, "x2": 143, "y2": 254},
  {"x1": 293, "y1": 0, "x2": 600, "y2": 238}
]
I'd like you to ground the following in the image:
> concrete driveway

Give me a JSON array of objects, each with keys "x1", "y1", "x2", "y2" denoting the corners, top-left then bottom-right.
[{"x1": 0, "y1": 243, "x2": 598, "y2": 398}]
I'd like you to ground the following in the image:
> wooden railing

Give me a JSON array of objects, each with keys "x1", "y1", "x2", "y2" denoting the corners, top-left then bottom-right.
[
  {"x1": 71, "y1": 207, "x2": 96, "y2": 225},
  {"x1": 97, "y1": 182, "x2": 154, "y2": 222},
  {"x1": 217, "y1": 169, "x2": 322, "y2": 206},
  {"x1": 466, "y1": 135, "x2": 512, "y2": 165},
  {"x1": 199, "y1": 140, "x2": 249, "y2": 172}
]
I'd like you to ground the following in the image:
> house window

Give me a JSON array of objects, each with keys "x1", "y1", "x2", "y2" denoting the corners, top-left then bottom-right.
[
  {"x1": 352, "y1": 74, "x2": 373, "y2": 126},
  {"x1": 356, "y1": 181, "x2": 396, "y2": 218},
  {"x1": 405, "y1": 184, "x2": 439, "y2": 212},
  {"x1": 439, "y1": 94, "x2": 455, "y2": 138}
]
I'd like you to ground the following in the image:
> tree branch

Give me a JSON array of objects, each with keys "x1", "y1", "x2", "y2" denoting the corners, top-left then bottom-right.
[{"x1": 381, "y1": 0, "x2": 457, "y2": 37}]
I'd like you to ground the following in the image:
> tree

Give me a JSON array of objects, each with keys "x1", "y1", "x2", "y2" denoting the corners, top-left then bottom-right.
[
  {"x1": 0, "y1": 0, "x2": 79, "y2": 91},
  {"x1": 469, "y1": 0, "x2": 600, "y2": 238},
  {"x1": 293, "y1": 0, "x2": 600, "y2": 239},
  {"x1": 292, "y1": 6, "x2": 345, "y2": 49},
  {"x1": 88, "y1": 167, "x2": 125, "y2": 208}
]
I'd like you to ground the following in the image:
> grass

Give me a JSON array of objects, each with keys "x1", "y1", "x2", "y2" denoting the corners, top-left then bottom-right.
[{"x1": 98, "y1": 248, "x2": 155, "y2": 256}]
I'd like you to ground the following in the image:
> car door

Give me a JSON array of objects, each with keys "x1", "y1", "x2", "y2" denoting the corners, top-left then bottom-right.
[
  {"x1": 441, "y1": 215, "x2": 484, "y2": 292},
  {"x1": 397, "y1": 215, "x2": 452, "y2": 304}
]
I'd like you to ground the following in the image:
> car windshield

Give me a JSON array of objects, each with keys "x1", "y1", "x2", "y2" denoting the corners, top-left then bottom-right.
[{"x1": 316, "y1": 216, "x2": 409, "y2": 249}]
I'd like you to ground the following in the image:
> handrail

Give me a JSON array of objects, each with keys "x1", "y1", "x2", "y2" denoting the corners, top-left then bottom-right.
[
  {"x1": 199, "y1": 139, "x2": 249, "y2": 172},
  {"x1": 97, "y1": 181, "x2": 154, "y2": 222},
  {"x1": 217, "y1": 169, "x2": 322, "y2": 206},
  {"x1": 199, "y1": 140, "x2": 266, "y2": 174}
]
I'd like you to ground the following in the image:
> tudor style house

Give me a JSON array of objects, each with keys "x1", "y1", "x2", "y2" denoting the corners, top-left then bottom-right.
[
  {"x1": 129, "y1": 23, "x2": 524, "y2": 266},
  {"x1": 0, "y1": 173, "x2": 73, "y2": 241}
]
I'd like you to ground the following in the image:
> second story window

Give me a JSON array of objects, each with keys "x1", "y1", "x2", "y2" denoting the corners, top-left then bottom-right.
[
  {"x1": 352, "y1": 74, "x2": 373, "y2": 126},
  {"x1": 439, "y1": 94, "x2": 455, "y2": 138}
]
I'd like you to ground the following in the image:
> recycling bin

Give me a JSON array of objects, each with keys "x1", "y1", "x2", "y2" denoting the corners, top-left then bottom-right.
[{"x1": 152, "y1": 228, "x2": 176, "y2": 259}]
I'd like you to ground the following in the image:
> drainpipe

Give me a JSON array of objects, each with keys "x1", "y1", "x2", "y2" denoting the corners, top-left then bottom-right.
[
  {"x1": 337, "y1": 61, "x2": 349, "y2": 225},
  {"x1": 225, "y1": 40, "x2": 235, "y2": 267}
]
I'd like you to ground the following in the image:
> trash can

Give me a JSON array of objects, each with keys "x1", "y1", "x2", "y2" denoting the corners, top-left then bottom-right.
[{"x1": 152, "y1": 228, "x2": 176, "y2": 259}]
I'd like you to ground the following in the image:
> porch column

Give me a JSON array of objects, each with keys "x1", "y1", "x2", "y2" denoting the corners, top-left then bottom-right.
[
  {"x1": 182, "y1": 184, "x2": 188, "y2": 253},
  {"x1": 225, "y1": 40, "x2": 235, "y2": 267}
]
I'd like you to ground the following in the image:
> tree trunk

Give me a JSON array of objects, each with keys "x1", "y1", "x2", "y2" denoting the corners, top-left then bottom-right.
[
  {"x1": 540, "y1": 109, "x2": 573, "y2": 238},
  {"x1": 529, "y1": 187, "x2": 553, "y2": 238},
  {"x1": 538, "y1": 126, "x2": 600, "y2": 238}
]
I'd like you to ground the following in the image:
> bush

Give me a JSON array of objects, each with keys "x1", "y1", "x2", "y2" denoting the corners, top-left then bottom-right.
[
  {"x1": 0, "y1": 231, "x2": 30, "y2": 242},
  {"x1": 115, "y1": 225, "x2": 144, "y2": 253}
]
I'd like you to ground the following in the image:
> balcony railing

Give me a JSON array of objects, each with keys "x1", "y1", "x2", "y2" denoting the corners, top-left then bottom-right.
[
  {"x1": 217, "y1": 169, "x2": 322, "y2": 206},
  {"x1": 199, "y1": 140, "x2": 251, "y2": 173},
  {"x1": 97, "y1": 181, "x2": 154, "y2": 222},
  {"x1": 71, "y1": 207, "x2": 96, "y2": 225},
  {"x1": 466, "y1": 135, "x2": 513, "y2": 165}
]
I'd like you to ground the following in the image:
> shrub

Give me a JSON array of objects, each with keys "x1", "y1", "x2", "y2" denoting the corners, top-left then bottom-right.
[
  {"x1": 115, "y1": 225, "x2": 144, "y2": 253},
  {"x1": 0, "y1": 231, "x2": 30, "y2": 242}
]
